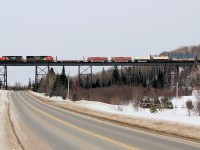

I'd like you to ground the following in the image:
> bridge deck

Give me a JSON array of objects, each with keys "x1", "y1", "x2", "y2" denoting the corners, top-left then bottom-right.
[{"x1": 0, "y1": 61, "x2": 197, "y2": 66}]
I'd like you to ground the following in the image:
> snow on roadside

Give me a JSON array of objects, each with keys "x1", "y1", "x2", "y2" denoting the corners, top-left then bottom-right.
[
  {"x1": 31, "y1": 91, "x2": 200, "y2": 127},
  {"x1": 0, "y1": 90, "x2": 8, "y2": 150},
  {"x1": 0, "y1": 90, "x2": 23, "y2": 150}
]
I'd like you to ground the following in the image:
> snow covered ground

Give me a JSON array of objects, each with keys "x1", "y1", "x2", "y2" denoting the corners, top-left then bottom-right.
[
  {"x1": 0, "y1": 90, "x2": 8, "y2": 150},
  {"x1": 33, "y1": 91, "x2": 200, "y2": 127},
  {"x1": 1, "y1": 90, "x2": 199, "y2": 148},
  {"x1": 0, "y1": 90, "x2": 22, "y2": 150}
]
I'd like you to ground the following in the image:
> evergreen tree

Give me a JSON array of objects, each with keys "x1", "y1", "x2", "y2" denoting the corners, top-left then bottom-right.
[
  {"x1": 59, "y1": 66, "x2": 67, "y2": 86},
  {"x1": 28, "y1": 78, "x2": 32, "y2": 90},
  {"x1": 101, "y1": 67, "x2": 107, "y2": 87},
  {"x1": 107, "y1": 79, "x2": 111, "y2": 86},
  {"x1": 158, "y1": 70, "x2": 164, "y2": 88},
  {"x1": 52, "y1": 75, "x2": 60, "y2": 96},
  {"x1": 152, "y1": 77, "x2": 158, "y2": 88},
  {"x1": 121, "y1": 71, "x2": 127, "y2": 85},
  {"x1": 112, "y1": 66, "x2": 120, "y2": 85},
  {"x1": 96, "y1": 78, "x2": 100, "y2": 87}
]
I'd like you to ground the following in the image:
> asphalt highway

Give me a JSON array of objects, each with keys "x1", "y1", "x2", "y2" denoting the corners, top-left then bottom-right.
[{"x1": 9, "y1": 91, "x2": 200, "y2": 150}]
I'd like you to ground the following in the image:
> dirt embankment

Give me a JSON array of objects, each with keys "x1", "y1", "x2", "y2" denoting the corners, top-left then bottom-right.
[{"x1": 29, "y1": 91, "x2": 200, "y2": 142}]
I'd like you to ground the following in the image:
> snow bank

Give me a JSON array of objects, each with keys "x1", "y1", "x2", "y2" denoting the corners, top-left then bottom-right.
[
  {"x1": 30, "y1": 91, "x2": 200, "y2": 140},
  {"x1": 31, "y1": 91, "x2": 200, "y2": 127},
  {"x1": 0, "y1": 90, "x2": 9, "y2": 150}
]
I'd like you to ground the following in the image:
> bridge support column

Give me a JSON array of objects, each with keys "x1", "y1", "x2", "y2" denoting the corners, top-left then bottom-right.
[
  {"x1": 0, "y1": 66, "x2": 7, "y2": 90},
  {"x1": 35, "y1": 65, "x2": 50, "y2": 92},
  {"x1": 78, "y1": 65, "x2": 92, "y2": 88}
]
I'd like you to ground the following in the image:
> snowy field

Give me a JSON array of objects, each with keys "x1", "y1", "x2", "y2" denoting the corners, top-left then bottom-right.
[{"x1": 33, "y1": 91, "x2": 200, "y2": 127}]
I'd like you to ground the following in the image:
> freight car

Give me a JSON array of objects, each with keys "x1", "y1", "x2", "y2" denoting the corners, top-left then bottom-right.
[
  {"x1": 170, "y1": 54, "x2": 196, "y2": 61},
  {"x1": 87, "y1": 57, "x2": 108, "y2": 62},
  {"x1": 134, "y1": 56, "x2": 151, "y2": 62},
  {"x1": 26, "y1": 56, "x2": 54, "y2": 62},
  {"x1": 57, "y1": 60, "x2": 83, "y2": 63},
  {"x1": 151, "y1": 55, "x2": 169, "y2": 62},
  {"x1": 2, "y1": 56, "x2": 23, "y2": 62},
  {"x1": 111, "y1": 57, "x2": 132, "y2": 62}
]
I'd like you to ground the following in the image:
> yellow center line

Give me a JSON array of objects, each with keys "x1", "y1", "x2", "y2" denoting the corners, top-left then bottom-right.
[{"x1": 17, "y1": 93, "x2": 138, "y2": 150}]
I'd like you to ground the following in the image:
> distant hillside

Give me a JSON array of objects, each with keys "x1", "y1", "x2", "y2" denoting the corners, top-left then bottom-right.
[{"x1": 160, "y1": 44, "x2": 200, "y2": 56}]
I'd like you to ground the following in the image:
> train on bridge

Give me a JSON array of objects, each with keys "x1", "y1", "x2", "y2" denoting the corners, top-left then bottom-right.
[{"x1": 0, "y1": 54, "x2": 199, "y2": 63}]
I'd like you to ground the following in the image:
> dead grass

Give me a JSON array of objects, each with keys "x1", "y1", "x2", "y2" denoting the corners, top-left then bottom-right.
[{"x1": 29, "y1": 91, "x2": 200, "y2": 142}]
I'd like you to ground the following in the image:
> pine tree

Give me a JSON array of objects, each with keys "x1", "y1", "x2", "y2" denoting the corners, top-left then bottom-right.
[
  {"x1": 59, "y1": 66, "x2": 67, "y2": 86},
  {"x1": 28, "y1": 78, "x2": 32, "y2": 90},
  {"x1": 52, "y1": 75, "x2": 60, "y2": 96},
  {"x1": 121, "y1": 71, "x2": 127, "y2": 85},
  {"x1": 112, "y1": 66, "x2": 120, "y2": 85},
  {"x1": 96, "y1": 79, "x2": 100, "y2": 87},
  {"x1": 101, "y1": 67, "x2": 107, "y2": 87}
]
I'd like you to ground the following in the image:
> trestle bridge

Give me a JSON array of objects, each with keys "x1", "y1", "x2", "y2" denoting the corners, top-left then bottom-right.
[{"x1": 0, "y1": 61, "x2": 198, "y2": 90}]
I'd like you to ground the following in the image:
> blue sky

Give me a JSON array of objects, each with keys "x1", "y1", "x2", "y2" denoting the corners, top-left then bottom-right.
[{"x1": 0, "y1": 0, "x2": 200, "y2": 85}]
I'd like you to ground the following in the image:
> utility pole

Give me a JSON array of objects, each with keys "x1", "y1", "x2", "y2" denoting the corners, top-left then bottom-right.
[
  {"x1": 68, "y1": 71, "x2": 70, "y2": 99},
  {"x1": 176, "y1": 82, "x2": 178, "y2": 98}
]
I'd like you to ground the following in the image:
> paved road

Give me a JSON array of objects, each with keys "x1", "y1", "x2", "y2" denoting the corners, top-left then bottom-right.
[{"x1": 9, "y1": 91, "x2": 200, "y2": 150}]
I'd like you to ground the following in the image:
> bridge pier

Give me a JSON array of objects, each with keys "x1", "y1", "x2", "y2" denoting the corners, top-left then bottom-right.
[
  {"x1": 0, "y1": 66, "x2": 7, "y2": 90},
  {"x1": 78, "y1": 65, "x2": 92, "y2": 88},
  {"x1": 35, "y1": 65, "x2": 50, "y2": 91}
]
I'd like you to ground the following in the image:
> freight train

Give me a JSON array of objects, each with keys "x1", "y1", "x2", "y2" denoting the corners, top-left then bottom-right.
[
  {"x1": 0, "y1": 54, "x2": 198, "y2": 62},
  {"x1": 0, "y1": 56, "x2": 54, "y2": 62}
]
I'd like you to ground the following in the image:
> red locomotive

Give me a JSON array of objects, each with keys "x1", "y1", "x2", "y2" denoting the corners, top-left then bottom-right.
[
  {"x1": 0, "y1": 57, "x2": 9, "y2": 61},
  {"x1": 2, "y1": 56, "x2": 23, "y2": 62}
]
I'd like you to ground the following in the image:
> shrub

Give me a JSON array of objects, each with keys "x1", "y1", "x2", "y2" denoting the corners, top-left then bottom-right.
[
  {"x1": 150, "y1": 105, "x2": 157, "y2": 113},
  {"x1": 196, "y1": 100, "x2": 200, "y2": 116},
  {"x1": 186, "y1": 100, "x2": 194, "y2": 116},
  {"x1": 166, "y1": 101, "x2": 173, "y2": 109},
  {"x1": 62, "y1": 95, "x2": 66, "y2": 100}
]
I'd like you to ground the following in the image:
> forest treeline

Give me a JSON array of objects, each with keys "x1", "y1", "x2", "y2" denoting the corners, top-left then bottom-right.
[
  {"x1": 25, "y1": 44, "x2": 200, "y2": 103},
  {"x1": 29, "y1": 63, "x2": 192, "y2": 104},
  {"x1": 160, "y1": 44, "x2": 200, "y2": 55}
]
